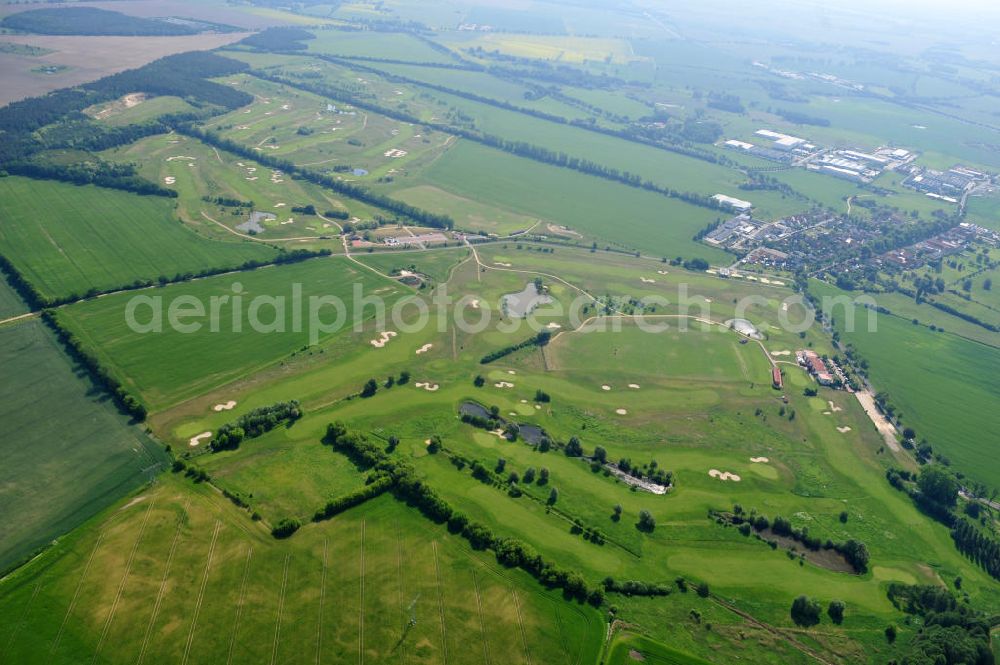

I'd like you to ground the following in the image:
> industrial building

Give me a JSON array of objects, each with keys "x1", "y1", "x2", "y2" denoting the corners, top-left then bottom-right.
[{"x1": 712, "y1": 194, "x2": 753, "y2": 212}]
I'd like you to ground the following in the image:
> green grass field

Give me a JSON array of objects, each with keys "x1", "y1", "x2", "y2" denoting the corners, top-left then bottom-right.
[
  {"x1": 0, "y1": 177, "x2": 278, "y2": 301},
  {"x1": 412, "y1": 141, "x2": 729, "y2": 261},
  {"x1": 0, "y1": 477, "x2": 602, "y2": 664},
  {"x1": 0, "y1": 318, "x2": 167, "y2": 572},
  {"x1": 0, "y1": 273, "x2": 29, "y2": 320},
  {"x1": 814, "y1": 281, "x2": 1000, "y2": 487},
  {"x1": 56, "y1": 256, "x2": 407, "y2": 412}
]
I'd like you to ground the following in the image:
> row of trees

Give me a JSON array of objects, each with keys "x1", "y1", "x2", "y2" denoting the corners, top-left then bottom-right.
[
  {"x1": 480, "y1": 330, "x2": 551, "y2": 364},
  {"x1": 887, "y1": 583, "x2": 994, "y2": 665},
  {"x1": 177, "y1": 123, "x2": 454, "y2": 230},
  {"x1": 322, "y1": 421, "x2": 606, "y2": 605},
  {"x1": 41, "y1": 310, "x2": 147, "y2": 420},
  {"x1": 258, "y1": 70, "x2": 729, "y2": 215}
]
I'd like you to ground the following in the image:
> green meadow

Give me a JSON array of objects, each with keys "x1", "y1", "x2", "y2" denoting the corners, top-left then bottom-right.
[
  {"x1": 0, "y1": 176, "x2": 277, "y2": 301},
  {"x1": 0, "y1": 318, "x2": 166, "y2": 572},
  {"x1": 412, "y1": 141, "x2": 729, "y2": 261},
  {"x1": 56, "y1": 257, "x2": 407, "y2": 412},
  {"x1": 814, "y1": 281, "x2": 1000, "y2": 486}
]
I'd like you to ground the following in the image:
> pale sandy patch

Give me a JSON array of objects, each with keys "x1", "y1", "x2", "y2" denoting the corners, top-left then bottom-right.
[
  {"x1": 828, "y1": 401, "x2": 843, "y2": 412},
  {"x1": 823, "y1": 411, "x2": 832, "y2": 415},
  {"x1": 415, "y1": 343, "x2": 433, "y2": 355},
  {"x1": 370, "y1": 331, "x2": 398, "y2": 348},
  {"x1": 546, "y1": 322, "x2": 562, "y2": 329},
  {"x1": 163, "y1": 177, "x2": 176, "y2": 185},
  {"x1": 782, "y1": 302, "x2": 789, "y2": 312},
  {"x1": 213, "y1": 400, "x2": 237, "y2": 412},
  {"x1": 508, "y1": 370, "x2": 516, "y2": 375},
  {"x1": 166, "y1": 155, "x2": 197, "y2": 162},
  {"x1": 709, "y1": 469, "x2": 742, "y2": 482},
  {"x1": 534, "y1": 405, "x2": 541, "y2": 410},
  {"x1": 494, "y1": 262, "x2": 512, "y2": 267},
  {"x1": 628, "y1": 384, "x2": 640, "y2": 389},
  {"x1": 189, "y1": 432, "x2": 211, "y2": 447},
  {"x1": 275, "y1": 203, "x2": 286, "y2": 208},
  {"x1": 520, "y1": 399, "x2": 528, "y2": 404},
  {"x1": 494, "y1": 381, "x2": 515, "y2": 388},
  {"x1": 415, "y1": 382, "x2": 439, "y2": 392},
  {"x1": 770, "y1": 350, "x2": 791, "y2": 356},
  {"x1": 657, "y1": 270, "x2": 669, "y2": 275},
  {"x1": 615, "y1": 408, "x2": 628, "y2": 415},
  {"x1": 750, "y1": 456, "x2": 770, "y2": 463},
  {"x1": 640, "y1": 278, "x2": 656, "y2": 284},
  {"x1": 470, "y1": 299, "x2": 480, "y2": 309},
  {"x1": 837, "y1": 426, "x2": 852, "y2": 433},
  {"x1": 601, "y1": 385, "x2": 611, "y2": 391}
]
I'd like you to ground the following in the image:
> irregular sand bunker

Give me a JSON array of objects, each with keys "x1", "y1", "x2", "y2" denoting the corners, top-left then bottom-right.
[
  {"x1": 628, "y1": 384, "x2": 640, "y2": 389},
  {"x1": 837, "y1": 426, "x2": 852, "y2": 433},
  {"x1": 166, "y1": 155, "x2": 197, "y2": 162},
  {"x1": 163, "y1": 177, "x2": 176, "y2": 185},
  {"x1": 615, "y1": 409, "x2": 628, "y2": 415},
  {"x1": 601, "y1": 385, "x2": 611, "y2": 391},
  {"x1": 657, "y1": 270, "x2": 669, "y2": 275},
  {"x1": 750, "y1": 456, "x2": 770, "y2": 463},
  {"x1": 415, "y1": 382, "x2": 439, "y2": 391},
  {"x1": 470, "y1": 299, "x2": 480, "y2": 309},
  {"x1": 189, "y1": 432, "x2": 211, "y2": 447},
  {"x1": 415, "y1": 343, "x2": 433, "y2": 355},
  {"x1": 213, "y1": 401, "x2": 237, "y2": 412},
  {"x1": 508, "y1": 370, "x2": 516, "y2": 375},
  {"x1": 370, "y1": 331, "x2": 398, "y2": 348},
  {"x1": 828, "y1": 401, "x2": 843, "y2": 412},
  {"x1": 546, "y1": 322, "x2": 562, "y2": 329},
  {"x1": 709, "y1": 469, "x2": 742, "y2": 482},
  {"x1": 640, "y1": 278, "x2": 656, "y2": 284},
  {"x1": 494, "y1": 381, "x2": 515, "y2": 388},
  {"x1": 771, "y1": 350, "x2": 791, "y2": 356},
  {"x1": 494, "y1": 261, "x2": 512, "y2": 267}
]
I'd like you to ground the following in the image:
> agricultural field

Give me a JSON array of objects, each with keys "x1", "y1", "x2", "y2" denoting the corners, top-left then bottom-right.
[
  {"x1": 4, "y1": 4, "x2": 1000, "y2": 664},
  {"x1": 55, "y1": 256, "x2": 408, "y2": 412},
  {"x1": 0, "y1": 176, "x2": 278, "y2": 301},
  {"x1": 0, "y1": 318, "x2": 167, "y2": 572},
  {"x1": 814, "y1": 281, "x2": 1000, "y2": 487},
  {"x1": 0, "y1": 479, "x2": 602, "y2": 664}
]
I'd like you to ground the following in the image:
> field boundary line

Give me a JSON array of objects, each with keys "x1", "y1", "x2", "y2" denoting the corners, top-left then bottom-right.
[
  {"x1": 93, "y1": 500, "x2": 155, "y2": 662},
  {"x1": 3, "y1": 582, "x2": 41, "y2": 660},
  {"x1": 395, "y1": 525, "x2": 407, "y2": 665},
  {"x1": 511, "y1": 588, "x2": 532, "y2": 665},
  {"x1": 711, "y1": 594, "x2": 836, "y2": 665},
  {"x1": 472, "y1": 571, "x2": 491, "y2": 665},
  {"x1": 271, "y1": 553, "x2": 291, "y2": 665},
  {"x1": 226, "y1": 545, "x2": 254, "y2": 665},
  {"x1": 51, "y1": 529, "x2": 106, "y2": 653},
  {"x1": 0, "y1": 312, "x2": 38, "y2": 327},
  {"x1": 431, "y1": 540, "x2": 448, "y2": 664},
  {"x1": 181, "y1": 520, "x2": 222, "y2": 665},
  {"x1": 316, "y1": 539, "x2": 327, "y2": 665},
  {"x1": 136, "y1": 499, "x2": 187, "y2": 665},
  {"x1": 359, "y1": 519, "x2": 366, "y2": 665}
]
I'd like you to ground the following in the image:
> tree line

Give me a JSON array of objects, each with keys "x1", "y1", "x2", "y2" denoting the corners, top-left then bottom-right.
[
  {"x1": 480, "y1": 330, "x2": 551, "y2": 364},
  {"x1": 322, "y1": 422, "x2": 606, "y2": 606},
  {"x1": 40, "y1": 310, "x2": 147, "y2": 421},
  {"x1": 175, "y1": 123, "x2": 454, "y2": 230}
]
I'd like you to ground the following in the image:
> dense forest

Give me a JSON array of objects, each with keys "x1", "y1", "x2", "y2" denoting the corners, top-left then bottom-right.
[{"x1": 1, "y1": 7, "x2": 198, "y2": 36}]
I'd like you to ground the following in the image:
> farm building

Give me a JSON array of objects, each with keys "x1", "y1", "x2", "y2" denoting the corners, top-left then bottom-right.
[{"x1": 772, "y1": 366, "x2": 783, "y2": 389}]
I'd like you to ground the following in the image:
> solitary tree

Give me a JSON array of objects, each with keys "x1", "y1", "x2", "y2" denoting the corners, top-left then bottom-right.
[
  {"x1": 828, "y1": 600, "x2": 846, "y2": 625},
  {"x1": 593, "y1": 446, "x2": 608, "y2": 463},
  {"x1": 548, "y1": 487, "x2": 559, "y2": 505},
  {"x1": 637, "y1": 510, "x2": 656, "y2": 532},
  {"x1": 612, "y1": 504, "x2": 623, "y2": 521},
  {"x1": 538, "y1": 468, "x2": 550, "y2": 485},
  {"x1": 523, "y1": 467, "x2": 536, "y2": 484},
  {"x1": 790, "y1": 595, "x2": 822, "y2": 627},
  {"x1": 565, "y1": 437, "x2": 583, "y2": 457}
]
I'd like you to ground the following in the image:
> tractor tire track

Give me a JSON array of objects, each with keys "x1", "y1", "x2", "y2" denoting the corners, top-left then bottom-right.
[
  {"x1": 271, "y1": 554, "x2": 291, "y2": 665},
  {"x1": 51, "y1": 529, "x2": 106, "y2": 653},
  {"x1": 180, "y1": 520, "x2": 221, "y2": 665},
  {"x1": 226, "y1": 545, "x2": 254, "y2": 665}
]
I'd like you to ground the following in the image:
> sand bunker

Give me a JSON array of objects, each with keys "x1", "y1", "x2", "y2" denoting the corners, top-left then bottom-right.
[
  {"x1": 709, "y1": 469, "x2": 742, "y2": 482},
  {"x1": 750, "y1": 457, "x2": 770, "y2": 463},
  {"x1": 657, "y1": 270, "x2": 669, "y2": 275},
  {"x1": 628, "y1": 384, "x2": 641, "y2": 389},
  {"x1": 370, "y1": 331, "x2": 398, "y2": 348},
  {"x1": 546, "y1": 322, "x2": 562, "y2": 329},
  {"x1": 275, "y1": 203, "x2": 286, "y2": 208},
  {"x1": 166, "y1": 155, "x2": 196, "y2": 162},
  {"x1": 415, "y1": 382, "x2": 439, "y2": 392},
  {"x1": 495, "y1": 381, "x2": 515, "y2": 388},
  {"x1": 823, "y1": 411, "x2": 832, "y2": 415},
  {"x1": 828, "y1": 401, "x2": 843, "y2": 412},
  {"x1": 189, "y1": 432, "x2": 211, "y2": 447},
  {"x1": 535, "y1": 405, "x2": 541, "y2": 410},
  {"x1": 615, "y1": 409, "x2": 628, "y2": 415},
  {"x1": 601, "y1": 385, "x2": 611, "y2": 391},
  {"x1": 494, "y1": 262, "x2": 512, "y2": 267},
  {"x1": 163, "y1": 177, "x2": 176, "y2": 185},
  {"x1": 415, "y1": 343, "x2": 433, "y2": 355},
  {"x1": 213, "y1": 401, "x2": 237, "y2": 412},
  {"x1": 508, "y1": 370, "x2": 516, "y2": 375},
  {"x1": 837, "y1": 426, "x2": 852, "y2": 433},
  {"x1": 470, "y1": 299, "x2": 480, "y2": 309},
  {"x1": 640, "y1": 278, "x2": 656, "y2": 284},
  {"x1": 771, "y1": 350, "x2": 791, "y2": 356}
]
